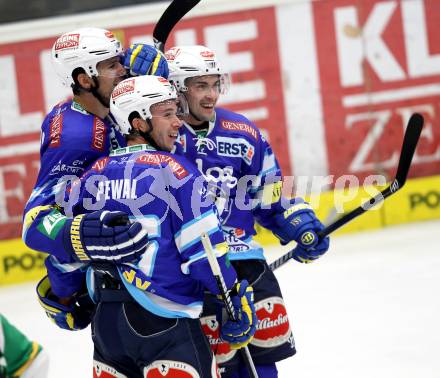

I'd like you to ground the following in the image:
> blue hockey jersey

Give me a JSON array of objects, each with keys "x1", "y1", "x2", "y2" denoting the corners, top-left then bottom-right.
[
  {"x1": 175, "y1": 107, "x2": 288, "y2": 261},
  {"x1": 69, "y1": 144, "x2": 236, "y2": 318},
  {"x1": 22, "y1": 100, "x2": 125, "y2": 296}
]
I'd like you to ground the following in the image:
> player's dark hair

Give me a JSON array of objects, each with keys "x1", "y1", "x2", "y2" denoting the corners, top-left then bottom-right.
[
  {"x1": 128, "y1": 111, "x2": 141, "y2": 126},
  {"x1": 71, "y1": 67, "x2": 87, "y2": 95},
  {"x1": 126, "y1": 111, "x2": 142, "y2": 143}
]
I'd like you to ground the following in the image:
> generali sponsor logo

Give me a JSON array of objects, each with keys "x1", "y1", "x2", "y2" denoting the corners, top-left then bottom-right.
[
  {"x1": 91, "y1": 157, "x2": 109, "y2": 172},
  {"x1": 136, "y1": 153, "x2": 189, "y2": 179},
  {"x1": 252, "y1": 296, "x2": 292, "y2": 348},
  {"x1": 92, "y1": 118, "x2": 106, "y2": 152},
  {"x1": 112, "y1": 79, "x2": 135, "y2": 99},
  {"x1": 49, "y1": 113, "x2": 63, "y2": 148},
  {"x1": 54, "y1": 33, "x2": 80, "y2": 51},
  {"x1": 220, "y1": 120, "x2": 258, "y2": 141}
]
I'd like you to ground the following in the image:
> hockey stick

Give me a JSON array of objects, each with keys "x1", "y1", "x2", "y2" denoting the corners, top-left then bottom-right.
[
  {"x1": 200, "y1": 232, "x2": 259, "y2": 378},
  {"x1": 269, "y1": 113, "x2": 424, "y2": 271},
  {"x1": 153, "y1": 0, "x2": 201, "y2": 52}
]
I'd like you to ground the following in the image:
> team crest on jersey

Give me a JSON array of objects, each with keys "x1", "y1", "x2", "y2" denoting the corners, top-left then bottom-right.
[
  {"x1": 220, "y1": 120, "x2": 258, "y2": 140},
  {"x1": 200, "y1": 316, "x2": 237, "y2": 364},
  {"x1": 49, "y1": 112, "x2": 63, "y2": 148},
  {"x1": 144, "y1": 360, "x2": 199, "y2": 378},
  {"x1": 194, "y1": 137, "x2": 216, "y2": 155},
  {"x1": 92, "y1": 117, "x2": 107, "y2": 152},
  {"x1": 251, "y1": 296, "x2": 293, "y2": 348},
  {"x1": 54, "y1": 33, "x2": 80, "y2": 50},
  {"x1": 112, "y1": 78, "x2": 135, "y2": 99}
]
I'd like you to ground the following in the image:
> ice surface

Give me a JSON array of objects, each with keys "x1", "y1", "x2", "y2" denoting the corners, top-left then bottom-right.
[{"x1": 1, "y1": 220, "x2": 439, "y2": 377}]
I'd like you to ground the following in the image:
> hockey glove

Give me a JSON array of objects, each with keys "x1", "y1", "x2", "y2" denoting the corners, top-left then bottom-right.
[
  {"x1": 36, "y1": 275, "x2": 94, "y2": 331},
  {"x1": 123, "y1": 43, "x2": 169, "y2": 78},
  {"x1": 63, "y1": 210, "x2": 149, "y2": 263},
  {"x1": 219, "y1": 280, "x2": 257, "y2": 350},
  {"x1": 272, "y1": 199, "x2": 330, "y2": 263}
]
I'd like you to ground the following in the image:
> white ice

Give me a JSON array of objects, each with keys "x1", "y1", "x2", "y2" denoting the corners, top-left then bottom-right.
[{"x1": 1, "y1": 219, "x2": 439, "y2": 377}]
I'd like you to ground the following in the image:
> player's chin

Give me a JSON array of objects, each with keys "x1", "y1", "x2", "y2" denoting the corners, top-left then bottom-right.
[
  {"x1": 166, "y1": 136, "x2": 177, "y2": 151},
  {"x1": 199, "y1": 108, "x2": 215, "y2": 121}
]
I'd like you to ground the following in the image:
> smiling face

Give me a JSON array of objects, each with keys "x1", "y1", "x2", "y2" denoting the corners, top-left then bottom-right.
[
  {"x1": 95, "y1": 56, "x2": 127, "y2": 106},
  {"x1": 149, "y1": 100, "x2": 183, "y2": 152},
  {"x1": 183, "y1": 75, "x2": 221, "y2": 124}
]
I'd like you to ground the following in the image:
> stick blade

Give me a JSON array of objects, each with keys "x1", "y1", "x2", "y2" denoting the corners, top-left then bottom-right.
[
  {"x1": 153, "y1": 0, "x2": 201, "y2": 51},
  {"x1": 394, "y1": 113, "x2": 424, "y2": 187}
]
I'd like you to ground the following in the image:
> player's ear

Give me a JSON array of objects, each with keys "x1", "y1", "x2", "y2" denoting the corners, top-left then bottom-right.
[
  {"x1": 132, "y1": 117, "x2": 147, "y2": 133},
  {"x1": 76, "y1": 72, "x2": 94, "y2": 89}
]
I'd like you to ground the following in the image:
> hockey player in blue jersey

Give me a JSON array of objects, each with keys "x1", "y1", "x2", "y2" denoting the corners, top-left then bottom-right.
[
  {"x1": 43, "y1": 75, "x2": 258, "y2": 377},
  {"x1": 152, "y1": 45, "x2": 329, "y2": 377},
  {"x1": 22, "y1": 28, "x2": 167, "y2": 328}
]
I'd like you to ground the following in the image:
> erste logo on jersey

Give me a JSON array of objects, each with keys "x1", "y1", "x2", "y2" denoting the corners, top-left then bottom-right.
[
  {"x1": 220, "y1": 120, "x2": 258, "y2": 140},
  {"x1": 136, "y1": 153, "x2": 188, "y2": 179},
  {"x1": 54, "y1": 33, "x2": 80, "y2": 50},
  {"x1": 200, "y1": 316, "x2": 237, "y2": 364},
  {"x1": 252, "y1": 296, "x2": 293, "y2": 348},
  {"x1": 112, "y1": 78, "x2": 135, "y2": 99},
  {"x1": 216, "y1": 136, "x2": 255, "y2": 165}
]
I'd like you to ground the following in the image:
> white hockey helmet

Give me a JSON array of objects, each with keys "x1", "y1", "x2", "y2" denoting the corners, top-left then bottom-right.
[
  {"x1": 52, "y1": 27, "x2": 123, "y2": 87},
  {"x1": 110, "y1": 75, "x2": 182, "y2": 135},
  {"x1": 165, "y1": 45, "x2": 230, "y2": 94}
]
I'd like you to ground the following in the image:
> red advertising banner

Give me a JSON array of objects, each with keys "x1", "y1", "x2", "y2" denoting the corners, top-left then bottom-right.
[{"x1": 313, "y1": 0, "x2": 440, "y2": 181}]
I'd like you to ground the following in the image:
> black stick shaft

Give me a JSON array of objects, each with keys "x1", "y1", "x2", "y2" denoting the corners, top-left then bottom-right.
[
  {"x1": 153, "y1": 0, "x2": 200, "y2": 52},
  {"x1": 269, "y1": 113, "x2": 424, "y2": 271},
  {"x1": 200, "y1": 233, "x2": 259, "y2": 378}
]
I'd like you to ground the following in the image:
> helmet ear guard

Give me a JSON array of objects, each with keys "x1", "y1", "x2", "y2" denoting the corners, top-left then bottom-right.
[{"x1": 165, "y1": 45, "x2": 230, "y2": 94}]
